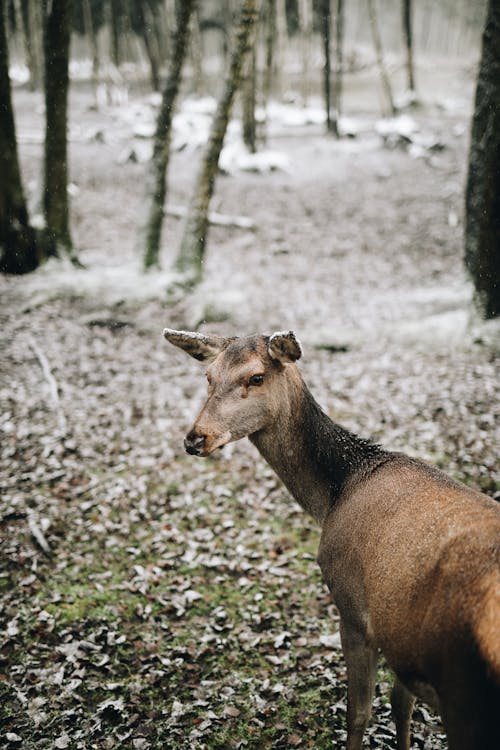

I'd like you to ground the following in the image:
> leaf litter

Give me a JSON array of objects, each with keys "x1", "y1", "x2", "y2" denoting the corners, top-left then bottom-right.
[{"x1": 1, "y1": 83, "x2": 499, "y2": 749}]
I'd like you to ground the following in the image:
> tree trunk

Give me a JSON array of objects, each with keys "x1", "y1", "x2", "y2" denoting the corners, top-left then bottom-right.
[
  {"x1": 367, "y1": 0, "x2": 396, "y2": 117},
  {"x1": 109, "y1": 0, "x2": 122, "y2": 68},
  {"x1": 20, "y1": 0, "x2": 42, "y2": 90},
  {"x1": 174, "y1": 0, "x2": 259, "y2": 288},
  {"x1": 333, "y1": 0, "x2": 344, "y2": 122},
  {"x1": 465, "y1": 0, "x2": 500, "y2": 319},
  {"x1": 138, "y1": 1, "x2": 161, "y2": 91},
  {"x1": 141, "y1": 0, "x2": 196, "y2": 271},
  {"x1": 320, "y1": 0, "x2": 338, "y2": 135},
  {"x1": 0, "y1": 0, "x2": 38, "y2": 274},
  {"x1": 83, "y1": 0, "x2": 99, "y2": 82},
  {"x1": 263, "y1": 0, "x2": 275, "y2": 108},
  {"x1": 242, "y1": 29, "x2": 257, "y2": 152},
  {"x1": 42, "y1": 0, "x2": 74, "y2": 258},
  {"x1": 402, "y1": 0, "x2": 415, "y2": 94},
  {"x1": 299, "y1": 0, "x2": 312, "y2": 104}
]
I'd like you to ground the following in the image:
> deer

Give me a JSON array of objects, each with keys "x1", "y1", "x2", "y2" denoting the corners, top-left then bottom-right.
[{"x1": 163, "y1": 328, "x2": 500, "y2": 750}]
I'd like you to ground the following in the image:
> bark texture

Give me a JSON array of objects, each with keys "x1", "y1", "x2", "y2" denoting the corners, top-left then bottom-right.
[
  {"x1": 465, "y1": 0, "x2": 500, "y2": 319},
  {"x1": 174, "y1": 0, "x2": 259, "y2": 286},
  {"x1": 0, "y1": 1, "x2": 38, "y2": 274},
  {"x1": 43, "y1": 0, "x2": 74, "y2": 257},
  {"x1": 141, "y1": 0, "x2": 196, "y2": 270}
]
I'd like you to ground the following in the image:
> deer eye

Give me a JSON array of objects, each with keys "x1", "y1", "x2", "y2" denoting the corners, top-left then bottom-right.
[{"x1": 248, "y1": 374, "x2": 264, "y2": 387}]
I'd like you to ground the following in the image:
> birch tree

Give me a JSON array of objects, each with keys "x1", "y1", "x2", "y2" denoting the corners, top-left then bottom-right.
[{"x1": 173, "y1": 0, "x2": 259, "y2": 289}]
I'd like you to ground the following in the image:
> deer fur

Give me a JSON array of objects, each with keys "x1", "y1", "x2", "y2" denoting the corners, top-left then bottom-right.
[{"x1": 163, "y1": 328, "x2": 500, "y2": 750}]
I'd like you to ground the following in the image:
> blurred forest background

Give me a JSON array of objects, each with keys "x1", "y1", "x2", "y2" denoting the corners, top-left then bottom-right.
[{"x1": 1, "y1": 1, "x2": 499, "y2": 749}]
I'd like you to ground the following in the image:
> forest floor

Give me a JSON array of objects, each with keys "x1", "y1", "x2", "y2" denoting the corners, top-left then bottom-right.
[{"x1": 1, "y1": 65, "x2": 499, "y2": 750}]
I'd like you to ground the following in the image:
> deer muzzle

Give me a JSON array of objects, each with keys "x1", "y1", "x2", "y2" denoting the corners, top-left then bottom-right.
[{"x1": 184, "y1": 428, "x2": 232, "y2": 457}]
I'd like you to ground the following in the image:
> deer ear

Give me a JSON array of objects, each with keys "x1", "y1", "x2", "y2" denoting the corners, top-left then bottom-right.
[
  {"x1": 163, "y1": 329, "x2": 227, "y2": 362},
  {"x1": 268, "y1": 330, "x2": 302, "y2": 364}
]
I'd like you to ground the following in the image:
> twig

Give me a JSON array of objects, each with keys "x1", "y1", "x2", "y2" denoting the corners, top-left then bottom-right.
[
  {"x1": 27, "y1": 336, "x2": 67, "y2": 436},
  {"x1": 26, "y1": 510, "x2": 52, "y2": 557},
  {"x1": 167, "y1": 204, "x2": 255, "y2": 231}
]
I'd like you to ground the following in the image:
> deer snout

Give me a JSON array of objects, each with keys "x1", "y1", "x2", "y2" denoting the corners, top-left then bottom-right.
[{"x1": 184, "y1": 430, "x2": 206, "y2": 456}]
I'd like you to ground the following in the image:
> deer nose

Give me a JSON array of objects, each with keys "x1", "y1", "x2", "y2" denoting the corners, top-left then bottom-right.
[{"x1": 184, "y1": 431, "x2": 206, "y2": 456}]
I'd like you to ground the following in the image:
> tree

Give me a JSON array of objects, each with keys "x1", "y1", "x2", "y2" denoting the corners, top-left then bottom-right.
[
  {"x1": 367, "y1": 0, "x2": 396, "y2": 117},
  {"x1": 0, "y1": 0, "x2": 38, "y2": 274},
  {"x1": 465, "y1": 0, "x2": 500, "y2": 319},
  {"x1": 141, "y1": 0, "x2": 196, "y2": 270},
  {"x1": 173, "y1": 0, "x2": 259, "y2": 289},
  {"x1": 402, "y1": 0, "x2": 416, "y2": 95},
  {"x1": 42, "y1": 0, "x2": 75, "y2": 259},
  {"x1": 319, "y1": 0, "x2": 337, "y2": 135},
  {"x1": 333, "y1": 0, "x2": 344, "y2": 122}
]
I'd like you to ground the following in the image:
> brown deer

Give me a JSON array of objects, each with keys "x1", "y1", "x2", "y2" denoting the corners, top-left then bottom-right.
[{"x1": 163, "y1": 328, "x2": 500, "y2": 750}]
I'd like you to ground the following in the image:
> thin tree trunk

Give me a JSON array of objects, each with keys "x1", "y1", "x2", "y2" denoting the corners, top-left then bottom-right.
[
  {"x1": 320, "y1": 0, "x2": 338, "y2": 135},
  {"x1": 138, "y1": 2, "x2": 161, "y2": 91},
  {"x1": 465, "y1": 0, "x2": 500, "y2": 319},
  {"x1": 174, "y1": 0, "x2": 259, "y2": 288},
  {"x1": 141, "y1": 0, "x2": 196, "y2": 271},
  {"x1": 109, "y1": 0, "x2": 122, "y2": 68},
  {"x1": 299, "y1": 0, "x2": 312, "y2": 104},
  {"x1": 333, "y1": 0, "x2": 344, "y2": 121},
  {"x1": 402, "y1": 0, "x2": 416, "y2": 94},
  {"x1": 263, "y1": 0, "x2": 275, "y2": 106},
  {"x1": 367, "y1": 0, "x2": 396, "y2": 117},
  {"x1": 20, "y1": 0, "x2": 42, "y2": 89},
  {"x1": 83, "y1": 0, "x2": 99, "y2": 82},
  {"x1": 0, "y1": 0, "x2": 38, "y2": 274},
  {"x1": 242, "y1": 28, "x2": 257, "y2": 152},
  {"x1": 42, "y1": 0, "x2": 74, "y2": 258}
]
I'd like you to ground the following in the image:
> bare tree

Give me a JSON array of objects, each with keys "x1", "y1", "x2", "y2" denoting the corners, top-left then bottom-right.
[
  {"x1": 465, "y1": 0, "x2": 500, "y2": 319},
  {"x1": 0, "y1": 0, "x2": 38, "y2": 273},
  {"x1": 141, "y1": 0, "x2": 196, "y2": 270},
  {"x1": 242, "y1": 26, "x2": 257, "y2": 152},
  {"x1": 367, "y1": 0, "x2": 396, "y2": 116},
  {"x1": 173, "y1": 0, "x2": 259, "y2": 289},
  {"x1": 42, "y1": 0, "x2": 75, "y2": 259},
  {"x1": 319, "y1": 0, "x2": 338, "y2": 135},
  {"x1": 333, "y1": 0, "x2": 344, "y2": 122},
  {"x1": 402, "y1": 0, "x2": 416, "y2": 94}
]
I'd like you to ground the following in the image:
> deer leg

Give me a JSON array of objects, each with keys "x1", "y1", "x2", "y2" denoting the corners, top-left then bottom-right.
[
  {"x1": 340, "y1": 620, "x2": 378, "y2": 750},
  {"x1": 391, "y1": 677, "x2": 415, "y2": 750}
]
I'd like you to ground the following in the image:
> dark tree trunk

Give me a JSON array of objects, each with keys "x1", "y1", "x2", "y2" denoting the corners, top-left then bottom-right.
[
  {"x1": 333, "y1": 0, "x2": 344, "y2": 121},
  {"x1": 465, "y1": 0, "x2": 500, "y2": 319},
  {"x1": 402, "y1": 0, "x2": 415, "y2": 93},
  {"x1": 320, "y1": 0, "x2": 338, "y2": 135},
  {"x1": 141, "y1": 0, "x2": 196, "y2": 270},
  {"x1": 109, "y1": 0, "x2": 122, "y2": 68},
  {"x1": 0, "y1": 1, "x2": 38, "y2": 274},
  {"x1": 42, "y1": 0, "x2": 74, "y2": 258},
  {"x1": 174, "y1": 0, "x2": 259, "y2": 288}
]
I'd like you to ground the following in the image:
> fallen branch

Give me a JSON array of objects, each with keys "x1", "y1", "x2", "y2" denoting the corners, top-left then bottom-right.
[
  {"x1": 27, "y1": 510, "x2": 52, "y2": 557},
  {"x1": 167, "y1": 204, "x2": 255, "y2": 231},
  {"x1": 27, "y1": 336, "x2": 67, "y2": 436}
]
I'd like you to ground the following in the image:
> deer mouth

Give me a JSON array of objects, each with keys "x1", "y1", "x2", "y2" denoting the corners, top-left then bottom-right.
[{"x1": 184, "y1": 431, "x2": 232, "y2": 457}]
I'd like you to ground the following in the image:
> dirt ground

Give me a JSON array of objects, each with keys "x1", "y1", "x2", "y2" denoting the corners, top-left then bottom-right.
[{"x1": 0, "y1": 67, "x2": 499, "y2": 749}]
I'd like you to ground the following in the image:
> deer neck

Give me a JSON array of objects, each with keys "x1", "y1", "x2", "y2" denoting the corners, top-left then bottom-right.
[{"x1": 250, "y1": 368, "x2": 387, "y2": 525}]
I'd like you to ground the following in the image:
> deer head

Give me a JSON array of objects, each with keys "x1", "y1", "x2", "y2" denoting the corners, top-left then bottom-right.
[{"x1": 163, "y1": 329, "x2": 302, "y2": 457}]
